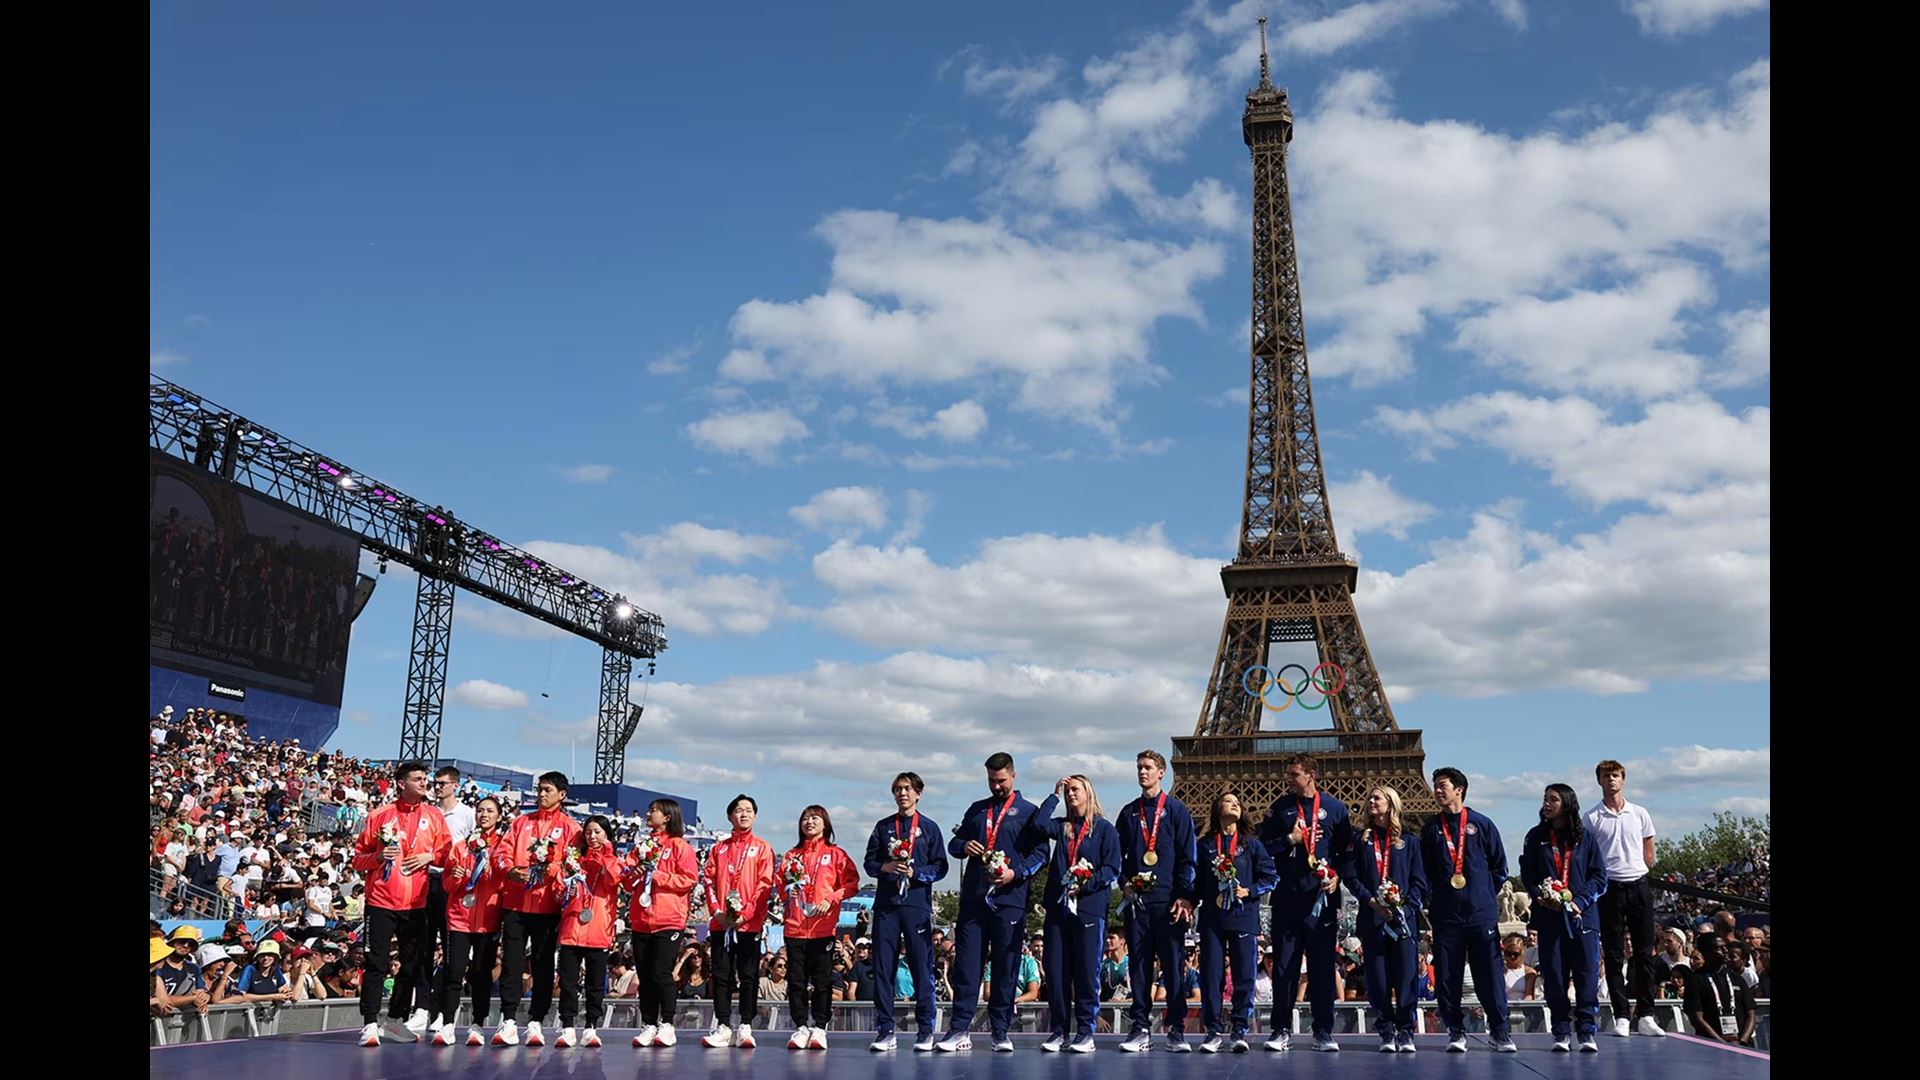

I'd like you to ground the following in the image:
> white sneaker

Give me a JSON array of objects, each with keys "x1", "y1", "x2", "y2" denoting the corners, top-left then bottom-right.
[
  {"x1": 1068, "y1": 1035, "x2": 1095, "y2": 1053},
  {"x1": 633, "y1": 1024, "x2": 657, "y2": 1047},
  {"x1": 1119, "y1": 1032, "x2": 1151, "y2": 1053},
  {"x1": 1041, "y1": 1032, "x2": 1067, "y2": 1053},
  {"x1": 1166, "y1": 1034, "x2": 1192, "y2": 1052},
  {"x1": 525, "y1": 1021, "x2": 545, "y2": 1047},
  {"x1": 1446, "y1": 1032, "x2": 1468, "y2": 1052},
  {"x1": 465, "y1": 1026, "x2": 485, "y2": 1046},
  {"x1": 1578, "y1": 1035, "x2": 1599, "y2": 1052},
  {"x1": 1231, "y1": 1034, "x2": 1250, "y2": 1052},
  {"x1": 1611, "y1": 1018, "x2": 1632, "y2": 1037},
  {"x1": 915, "y1": 1033, "x2": 937, "y2": 1051},
  {"x1": 736, "y1": 1025, "x2": 756, "y2": 1048},
  {"x1": 870, "y1": 1034, "x2": 897, "y2": 1052},
  {"x1": 1636, "y1": 1016, "x2": 1667, "y2": 1037},
  {"x1": 1313, "y1": 1035, "x2": 1340, "y2": 1052},
  {"x1": 359, "y1": 1022, "x2": 381, "y2": 1047},
  {"x1": 1494, "y1": 1036, "x2": 1518, "y2": 1053},
  {"x1": 379, "y1": 1015, "x2": 419, "y2": 1043},
  {"x1": 993, "y1": 1037, "x2": 1015, "y2": 1052},
  {"x1": 1380, "y1": 1036, "x2": 1398, "y2": 1053},
  {"x1": 657, "y1": 1024, "x2": 679, "y2": 1047},
  {"x1": 935, "y1": 1033, "x2": 971, "y2": 1052},
  {"x1": 406, "y1": 1008, "x2": 433, "y2": 1038},
  {"x1": 556, "y1": 1027, "x2": 578, "y2": 1048},
  {"x1": 493, "y1": 1019, "x2": 519, "y2": 1046},
  {"x1": 1200, "y1": 1034, "x2": 1224, "y2": 1053},
  {"x1": 703, "y1": 1022, "x2": 734, "y2": 1048},
  {"x1": 584, "y1": 1029, "x2": 602, "y2": 1048},
  {"x1": 1397, "y1": 1035, "x2": 1417, "y2": 1053},
  {"x1": 1264, "y1": 1032, "x2": 1291, "y2": 1052},
  {"x1": 431, "y1": 1023, "x2": 454, "y2": 1046},
  {"x1": 788, "y1": 1026, "x2": 811, "y2": 1049},
  {"x1": 1553, "y1": 1036, "x2": 1571, "y2": 1052},
  {"x1": 808, "y1": 1027, "x2": 828, "y2": 1050}
]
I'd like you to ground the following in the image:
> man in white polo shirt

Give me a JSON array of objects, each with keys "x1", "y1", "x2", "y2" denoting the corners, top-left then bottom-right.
[{"x1": 1585, "y1": 759, "x2": 1664, "y2": 1038}]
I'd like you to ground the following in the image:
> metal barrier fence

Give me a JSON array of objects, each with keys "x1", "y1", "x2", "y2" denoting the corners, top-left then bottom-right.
[
  {"x1": 152, "y1": 996, "x2": 1769, "y2": 1051},
  {"x1": 149, "y1": 866, "x2": 236, "y2": 920}
]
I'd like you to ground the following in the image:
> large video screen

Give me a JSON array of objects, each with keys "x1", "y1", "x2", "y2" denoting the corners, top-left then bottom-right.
[{"x1": 149, "y1": 451, "x2": 361, "y2": 706}]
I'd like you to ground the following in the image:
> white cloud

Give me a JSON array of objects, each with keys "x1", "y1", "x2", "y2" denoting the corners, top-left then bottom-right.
[
  {"x1": 1329, "y1": 470, "x2": 1436, "y2": 541},
  {"x1": 890, "y1": 490, "x2": 933, "y2": 546},
  {"x1": 452, "y1": 600, "x2": 567, "y2": 641},
  {"x1": 1294, "y1": 61, "x2": 1769, "y2": 386},
  {"x1": 559, "y1": 464, "x2": 615, "y2": 484},
  {"x1": 1714, "y1": 305, "x2": 1769, "y2": 387},
  {"x1": 1490, "y1": 0, "x2": 1527, "y2": 28},
  {"x1": 624, "y1": 522, "x2": 788, "y2": 573},
  {"x1": 639, "y1": 653, "x2": 1197, "y2": 792},
  {"x1": 1377, "y1": 394, "x2": 1769, "y2": 506},
  {"x1": 1467, "y1": 746, "x2": 1769, "y2": 803},
  {"x1": 1029, "y1": 753, "x2": 1144, "y2": 784},
  {"x1": 625, "y1": 757, "x2": 756, "y2": 786},
  {"x1": 1624, "y1": 0, "x2": 1767, "y2": 36},
  {"x1": 949, "y1": 46, "x2": 1066, "y2": 106},
  {"x1": 1282, "y1": 0, "x2": 1458, "y2": 58},
  {"x1": 1450, "y1": 264, "x2": 1715, "y2": 399},
  {"x1": 931, "y1": 399, "x2": 989, "y2": 441},
  {"x1": 1002, "y1": 29, "x2": 1237, "y2": 228},
  {"x1": 868, "y1": 398, "x2": 989, "y2": 442},
  {"x1": 647, "y1": 343, "x2": 696, "y2": 375},
  {"x1": 1713, "y1": 796, "x2": 1771, "y2": 816},
  {"x1": 728, "y1": 211, "x2": 1223, "y2": 422},
  {"x1": 686, "y1": 407, "x2": 810, "y2": 462},
  {"x1": 151, "y1": 349, "x2": 189, "y2": 366},
  {"x1": 1356, "y1": 490, "x2": 1768, "y2": 698},
  {"x1": 900, "y1": 452, "x2": 1016, "y2": 471},
  {"x1": 449, "y1": 679, "x2": 531, "y2": 711},
  {"x1": 790, "y1": 486, "x2": 889, "y2": 535},
  {"x1": 811, "y1": 526, "x2": 1225, "y2": 673},
  {"x1": 515, "y1": 525, "x2": 792, "y2": 638},
  {"x1": 717, "y1": 349, "x2": 776, "y2": 382}
]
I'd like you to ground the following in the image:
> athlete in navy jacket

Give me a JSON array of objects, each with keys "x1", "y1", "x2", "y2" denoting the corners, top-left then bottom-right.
[
  {"x1": 1519, "y1": 783, "x2": 1608, "y2": 1052},
  {"x1": 1024, "y1": 778, "x2": 1122, "y2": 1052},
  {"x1": 1192, "y1": 789, "x2": 1278, "y2": 1051},
  {"x1": 1112, "y1": 750, "x2": 1198, "y2": 1051},
  {"x1": 863, "y1": 771, "x2": 950, "y2": 1051},
  {"x1": 1419, "y1": 767, "x2": 1515, "y2": 1053},
  {"x1": 1340, "y1": 784, "x2": 1430, "y2": 1053},
  {"x1": 1256, "y1": 754, "x2": 1354, "y2": 1051},
  {"x1": 937, "y1": 752, "x2": 1049, "y2": 1052}
]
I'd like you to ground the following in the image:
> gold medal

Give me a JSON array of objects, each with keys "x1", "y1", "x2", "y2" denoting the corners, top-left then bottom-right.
[
  {"x1": 1143, "y1": 851, "x2": 1159, "y2": 866},
  {"x1": 1306, "y1": 852, "x2": 1317, "y2": 869},
  {"x1": 1450, "y1": 873, "x2": 1466, "y2": 890}
]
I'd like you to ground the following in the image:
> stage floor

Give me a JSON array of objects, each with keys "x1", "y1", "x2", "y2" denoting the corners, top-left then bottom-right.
[{"x1": 150, "y1": 1029, "x2": 1769, "y2": 1079}]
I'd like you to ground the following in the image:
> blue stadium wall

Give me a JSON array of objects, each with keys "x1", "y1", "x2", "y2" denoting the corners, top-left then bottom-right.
[{"x1": 150, "y1": 664, "x2": 340, "y2": 749}]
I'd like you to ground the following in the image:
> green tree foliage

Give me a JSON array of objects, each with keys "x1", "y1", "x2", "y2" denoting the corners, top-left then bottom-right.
[{"x1": 1652, "y1": 812, "x2": 1769, "y2": 879}]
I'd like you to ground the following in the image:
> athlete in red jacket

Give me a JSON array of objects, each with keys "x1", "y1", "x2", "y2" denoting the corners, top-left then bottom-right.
[
  {"x1": 554, "y1": 815, "x2": 623, "y2": 1048},
  {"x1": 492, "y1": 771, "x2": 582, "y2": 1047},
  {"x1": 701, "y1": 794, "x2": 779, "y2": 1049},
  {"x1": 435, "y1": 795, "x2": 508, "y2": 1046},
  {"x1": 781, "y1": 805, "x2": 862, "y2": 1051},
  {"x1": 349, "y1": 761, "x2": 450, "y2": 1047},
  {"x1": 626, "y1": 798, "x2": 700, "y2": 1047}
]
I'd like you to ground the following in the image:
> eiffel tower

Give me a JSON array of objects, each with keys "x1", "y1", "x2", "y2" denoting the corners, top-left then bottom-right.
[{"x1": 1171, "y1": 20, "x2": 1438, "y2": 830}]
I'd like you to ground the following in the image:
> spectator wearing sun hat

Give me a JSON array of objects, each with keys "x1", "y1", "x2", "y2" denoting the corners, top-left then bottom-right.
[{"x1": 155, "y1": 926, "x2": 209, "y2": 1015}]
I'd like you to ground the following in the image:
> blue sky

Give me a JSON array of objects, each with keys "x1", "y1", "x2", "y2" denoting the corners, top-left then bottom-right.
[{"x1": 152, "y1": 0, "x2": 1769, "y2": 855}]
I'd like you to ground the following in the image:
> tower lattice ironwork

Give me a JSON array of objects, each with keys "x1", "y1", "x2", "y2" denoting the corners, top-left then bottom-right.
[{"x1": 1171, "y1": 21, "x2": 1437, "y2": 829}]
